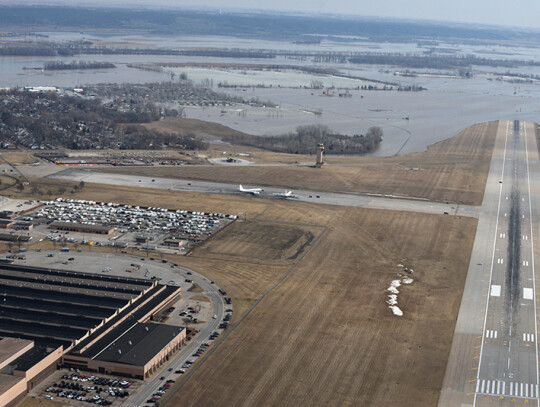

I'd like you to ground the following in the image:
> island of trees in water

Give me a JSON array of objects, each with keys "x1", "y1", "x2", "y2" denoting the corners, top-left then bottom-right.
[
  {"x1": 224, "y1": 125, "x2": 383, "y2": 155},
  {"x1": 43, "y1": 61, "x2": 116, "y2": 70}
]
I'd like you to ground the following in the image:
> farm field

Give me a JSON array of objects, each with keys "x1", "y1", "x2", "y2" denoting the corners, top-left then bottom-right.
[{"x1": 102, "y1": 120, "x2": 498, "y2": 205}]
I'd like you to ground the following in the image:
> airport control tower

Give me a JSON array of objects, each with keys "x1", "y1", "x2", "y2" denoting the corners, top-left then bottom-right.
[{"x1": 315, "y1": 143, "x2": 324, "y2": 168}]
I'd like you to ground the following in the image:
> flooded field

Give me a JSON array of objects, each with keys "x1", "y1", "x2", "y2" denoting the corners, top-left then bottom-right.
[{"x1": 2, "y1": 32, "x2": 540, "y2": 156}]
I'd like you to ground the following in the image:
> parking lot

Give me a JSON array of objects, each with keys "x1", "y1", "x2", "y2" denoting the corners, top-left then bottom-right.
[
  {"x1": 18, "y1": 198, "x2": 236, "y2": 253},
  {"x1": 30, "y1": 370, "x2": 144, "y2": 406}
]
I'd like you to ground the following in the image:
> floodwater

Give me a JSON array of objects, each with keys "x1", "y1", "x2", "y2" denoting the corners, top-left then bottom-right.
[{"x1": 2, "y1": 32, "x2": 540, "y2": 157}]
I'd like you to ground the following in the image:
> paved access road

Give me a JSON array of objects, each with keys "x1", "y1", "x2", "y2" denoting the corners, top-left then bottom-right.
[
  {"x1": 439, "y1": 120, "x2": 540, "y2": 407},
  {"x1": 46, "y1": 168, "x2": 478, "y2": 218},
  {"x1": 125, "y1": 264, "x2": 226, "y2": 407}
]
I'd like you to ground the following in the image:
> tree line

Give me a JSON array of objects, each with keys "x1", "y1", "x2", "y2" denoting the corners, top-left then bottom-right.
[{"x1": 223, "y1": 125, "x2": 382, "y2": 155}]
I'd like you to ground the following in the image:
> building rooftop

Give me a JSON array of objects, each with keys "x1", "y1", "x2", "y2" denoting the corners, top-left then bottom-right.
[
  {"x1": 0, "y1": 234, "x2": 31, "y2": 242},
  {"x1": 0, "y1": 373, "x2": 24, "y2": 395},
  {"x1": 73, "y1": 285, "x2": 180, "y2": 356},
  {"x1": 10, "y1": 345, "x2": 57, "y2": 372},
  {"x1": 93, "y1": 323, "x2": 184, "y2": 366},
  {"x1": 0, "y1": 337, "x2": 33, "y2": 368},
  {"x1": 0, "y1": 264, "x2": 156, "y2": 350},
  {"x1": 50, "y1": 221, "x2": 114, "y2": 232}
]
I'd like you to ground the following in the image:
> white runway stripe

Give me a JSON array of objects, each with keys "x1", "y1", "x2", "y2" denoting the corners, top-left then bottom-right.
[
  {"x1": 486, "y1": 329, "x2": 498, "y2": 339},
  {"x1": 476, "y1": 380, "x2": 539, "y2": 398}
]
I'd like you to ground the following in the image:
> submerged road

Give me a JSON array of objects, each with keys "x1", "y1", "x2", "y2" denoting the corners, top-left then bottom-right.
[
  {"x1": 439, "y1": 120, "x2": 540, "y2": 406},
  {"x1": 45, "y1": 168, "x2": 478, "y2": 218}
]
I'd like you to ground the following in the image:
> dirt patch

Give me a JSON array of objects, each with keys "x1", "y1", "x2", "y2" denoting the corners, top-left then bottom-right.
[
  {"x1": 1, "y1": 152, "x2": 38, "y2": 165},
  {"x1": 189, "y1": 294, "x2": 210, "y2": 302},
  {"x1": 188, "y1": 284, "x2": 204, "y2": 292},
  {"x1": 193, "y1": 220, "x2": 316, "y2": 263},
  {"x1": 101, "y1": 121, "x2": 499, "y2": 205},
  {"x1": 143, "y1": 117, "x2": 253, "y2": 143}
]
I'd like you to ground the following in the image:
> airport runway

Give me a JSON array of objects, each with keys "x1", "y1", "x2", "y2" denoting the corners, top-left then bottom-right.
[
  {"x1": 45, "y1": 169, "x2": 479, "y2": 218},
  {"x1": 439, "y1": 120, "x2": 540, "y2": 406}
]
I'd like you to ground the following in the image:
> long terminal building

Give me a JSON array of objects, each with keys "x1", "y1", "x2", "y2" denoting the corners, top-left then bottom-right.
[{"x1": 0, "y1": 264, "x2": 184, "y2": 406}]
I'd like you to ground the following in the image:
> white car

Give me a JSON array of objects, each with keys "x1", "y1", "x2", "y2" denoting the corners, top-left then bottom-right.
[{"x1": 212, "y1": 314, "x2": 217, "y2": 319}]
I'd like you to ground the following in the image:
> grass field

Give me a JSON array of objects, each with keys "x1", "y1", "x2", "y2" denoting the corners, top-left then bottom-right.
[
  {"x1": 101, "y1": 121, "x2": 498, "y2": 205},
  {"x1": 0, "y1": 152, "x2": 39, "y2": 165},
  {"x1": 161, "y1": 201, "x2": 476, "y2": 407}
]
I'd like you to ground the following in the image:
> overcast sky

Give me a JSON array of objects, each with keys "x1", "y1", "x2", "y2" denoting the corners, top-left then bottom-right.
[{"x1": 9, "y1": 0, "x2": 540, "y2": 30}]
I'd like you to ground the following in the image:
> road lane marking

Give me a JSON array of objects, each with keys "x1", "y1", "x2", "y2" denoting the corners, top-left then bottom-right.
[{"x1": 491, "y1": 285, "x2": 501, "y2": 297}]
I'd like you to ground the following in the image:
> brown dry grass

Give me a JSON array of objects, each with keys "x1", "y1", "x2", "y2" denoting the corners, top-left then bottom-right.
[
  {"x1": 143, "y1": 117, "x2": 253, "y2": 144},
  {"x1": 17, "y1": 397, "x2": 67, "y2": 407},
  {"x1": 102, "y1": 121, "x2": 499, "y2": 205},
  {"x1": 194, "y1": 220, "x2": 317, "y2": 264},
  {"x1": 1, "y1": 152, "x2": 38, "y2": 165},
  {"x1": 160, "y1": 200, "x2": 475, "y2": 407}
]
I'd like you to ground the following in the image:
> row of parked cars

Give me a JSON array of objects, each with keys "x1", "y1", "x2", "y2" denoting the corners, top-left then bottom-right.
[
  {"x1": 45, "y1": 391, "x2": 112, "y2": 405},
  {"x1": 62, "y1": 374, "x2": 132, "y2": 388},
  {"x1": 147, "y1": 379, "x2": 176, "y2": 403}
]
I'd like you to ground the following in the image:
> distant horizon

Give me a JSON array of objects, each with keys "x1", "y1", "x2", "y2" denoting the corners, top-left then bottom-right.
[{"x1": 2, "y1": 0, "x2": 540, "y2": 31}]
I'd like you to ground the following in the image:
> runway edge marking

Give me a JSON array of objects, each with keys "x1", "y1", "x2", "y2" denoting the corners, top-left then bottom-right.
[{"x1": 523, "y1": 122, "x2": 540, "y2": 406}]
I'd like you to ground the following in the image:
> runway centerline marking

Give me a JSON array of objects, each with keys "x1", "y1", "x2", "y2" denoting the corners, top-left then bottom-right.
[{"x1": 474, "y1": 121, "x2": 510, "y2": 407}]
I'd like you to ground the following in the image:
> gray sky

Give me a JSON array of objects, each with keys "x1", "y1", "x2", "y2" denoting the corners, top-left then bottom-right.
[{"x1": 9, "y1": 0, "x2": 540, "y2": 29}]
